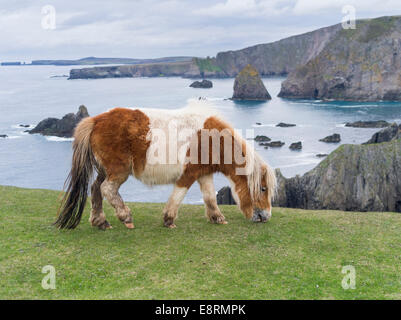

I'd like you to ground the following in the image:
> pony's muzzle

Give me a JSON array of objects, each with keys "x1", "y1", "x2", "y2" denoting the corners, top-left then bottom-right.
[{"x1": 252, "y1": 208, "x2": 271, "y2": 223}]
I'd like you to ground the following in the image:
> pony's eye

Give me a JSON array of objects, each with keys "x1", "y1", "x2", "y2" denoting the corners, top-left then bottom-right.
[{"x1": 261, "y1": 187, "x2": 267, "y2": 192}]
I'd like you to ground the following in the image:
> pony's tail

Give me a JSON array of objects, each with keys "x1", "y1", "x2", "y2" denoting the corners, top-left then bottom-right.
[{"x1": 54, "y1": 117, "x2": 96, "y2": 229}]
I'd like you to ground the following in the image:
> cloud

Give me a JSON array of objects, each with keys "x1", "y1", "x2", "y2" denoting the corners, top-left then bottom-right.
[
  {"x1": 292, "y1": 0, "x2": 401, "y2": 15},
  {"x1": 1, "y1": 0, "x2": 401, "y2": 61},
  {"x1": 194, "y1": 0, "x2": 290, "y2": 17}
]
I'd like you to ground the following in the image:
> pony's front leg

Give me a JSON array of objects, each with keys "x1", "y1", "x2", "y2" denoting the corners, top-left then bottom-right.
[
  {"x1": 163, "y1": 185, "x2": 188, "y2": 228},
  {"x1": 198, "y1": 174, "x2": 227, "y2": 224}
]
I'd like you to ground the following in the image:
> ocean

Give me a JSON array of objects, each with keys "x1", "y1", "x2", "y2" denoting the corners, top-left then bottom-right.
[{"x1": 1, "y1": 65, "x2": 401, "y2": 203}]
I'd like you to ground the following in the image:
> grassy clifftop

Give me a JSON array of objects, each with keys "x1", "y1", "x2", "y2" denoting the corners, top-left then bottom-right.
[{"x1": 0, "y1": 186, "x2": 400, "y2": 299}]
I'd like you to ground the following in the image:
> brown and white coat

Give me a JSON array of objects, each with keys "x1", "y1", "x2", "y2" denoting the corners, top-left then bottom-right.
[{"x1": 55, "y1": 100, "x2": 276, "y2": 230}]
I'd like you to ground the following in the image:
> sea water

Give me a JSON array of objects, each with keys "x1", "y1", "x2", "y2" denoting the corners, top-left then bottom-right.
[{"x1": 1, "y1": 65, "x2": 400, "y2": 203}]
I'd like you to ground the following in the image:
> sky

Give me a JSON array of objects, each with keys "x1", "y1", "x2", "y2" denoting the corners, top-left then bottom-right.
[{"x1": 1, "y1": 0, "x2": 401, "y2": 61}]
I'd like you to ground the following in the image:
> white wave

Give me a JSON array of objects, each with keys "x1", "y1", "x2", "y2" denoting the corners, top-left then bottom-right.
[
  {"x1": 204, "y1": 97, "x2": 226, "y2": 101},
  {"x1": 335, "y1": 123, "x2": 346, "y2": 128},
  {"x1": 280, "y1": 152, "x2": 317, "y2": 160},
  {"x1": 45, "y1": 136, "x2": 74, "y2": 142},
  {"x1": 4, "y1": 135, "x2": 22, "y2": 139}
]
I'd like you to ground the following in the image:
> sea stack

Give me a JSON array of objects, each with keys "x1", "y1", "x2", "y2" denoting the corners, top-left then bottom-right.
[{"x1": 232, "y1": 64, "x2": 271, "y2": 101}]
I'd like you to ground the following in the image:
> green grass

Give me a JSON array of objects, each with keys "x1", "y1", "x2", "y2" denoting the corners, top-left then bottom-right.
[
  {"x1": 0, "y1": 185, "x2": 400, "y2": 300},
  {"x1": 194, "y1": 57, "x2": 223, "y2": 73},
  {"x1": 339, "y1": 16, "x2": 398, "y2": 43}
]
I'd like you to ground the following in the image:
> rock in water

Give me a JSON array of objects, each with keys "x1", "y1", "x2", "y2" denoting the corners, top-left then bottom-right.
[
  {"x1": 0, "y1": 134, "x2": 8, "y2": 138},
  {"x1": 363, "y1": 123, "x2": 401, "y2": 144},
  {"x1": 274, "y1": 138, "x2": 401, "y2": 212},
  {"x1": 216, "y1": 186, "x2": 236, "y2": 205},
  {"x1": 267, "y1": 141, "x2": 285, "y2": 147},
  {"x1": 345, "y1": 120, "x2": 391, "y2": 128},
  {"x1": 276, "y1": 122, "x2": 296, "y2": 127},
  {"x1": 289, "y1": 142, "x2": 302, "y2": 150},
  {"x1": 29, "y1": 105, "x2": 89, "y2": 138},
  {"x1": 189, "y1": 79, "x2": 213, "y2": 88},
  {"x1": 232, "y1": 64, "x2": 271, "y2": 101},
  {"x1": 254, "y1": 135, "x2": 271, "y2": 142},
  {"x1": 319, "y1": 134, "x2": 341, "y2": 143}
]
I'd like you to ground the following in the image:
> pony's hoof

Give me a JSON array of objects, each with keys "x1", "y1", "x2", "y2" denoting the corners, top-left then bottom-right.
[
  {"x1": 163, "y1": 216, "x2": 176, "y2": 228},
  {"x1": 98, "y1": 220, "x2": 112, "y2": 230},
  {"x1": 124, "y1": 222, "x2": 135, "y2": 229},
  {"x1": 210, "y1": 216, "x2": 228, "y2": 224}
]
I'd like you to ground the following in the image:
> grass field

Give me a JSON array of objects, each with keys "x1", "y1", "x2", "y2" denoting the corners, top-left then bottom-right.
[{"x1": 0, "y1": 185, "x2": 400, "y2": 299}]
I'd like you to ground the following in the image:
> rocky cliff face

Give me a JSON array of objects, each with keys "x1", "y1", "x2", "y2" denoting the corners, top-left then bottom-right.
[
  {"x1": 279, "y1": 16, "x2": 401, "y2": 101},
  {"x1": 274, "y1": 138, "x2": 401, "y2": 212},
  {"x1": 69, "y1": 59, "x2": 227, "y2": 79},
  {"x1": 232, "y1": 64, "x2": 271, "y2": 100},
  {"x1": 69, "y1": 24, "x2": 342, "y2": 80},
  {"x1": 364, "y1": 123, "x2": 401, "y2": 144},
  {"x1": 69, "y1": 61, "x2": 201, "y2": 79},
  {"x1": 216, "y1": 186, "x2": 236, "y2": 205},
  {"x1": 216, "y1": 24, "x2": 342, "y2": 76}
]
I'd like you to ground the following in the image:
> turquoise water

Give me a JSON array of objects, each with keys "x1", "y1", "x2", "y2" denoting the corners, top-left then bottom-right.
[{"x1": 1, "y1": 65, "x2": 401, "y2": 203}]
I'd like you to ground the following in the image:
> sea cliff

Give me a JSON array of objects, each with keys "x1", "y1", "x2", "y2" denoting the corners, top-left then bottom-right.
[{"x1": 279, "y1": 16, "x2": 401, "y2": 101}]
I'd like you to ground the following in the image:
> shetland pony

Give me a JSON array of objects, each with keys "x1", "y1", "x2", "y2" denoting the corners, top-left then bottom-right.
[{"x1": 55, "y1": 100, "x2": 276, "y2": 230}]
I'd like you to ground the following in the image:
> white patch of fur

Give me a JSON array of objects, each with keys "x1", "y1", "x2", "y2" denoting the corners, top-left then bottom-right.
[
  {"x1": 170, "y1": 186, "x2": 188, "y2": 204},
  {"x1": 136, "y1": 99, "x2": 219, "y2": 185},
  {"x1": 163, "y1": 185, "x2": 188, "y2": 219}
]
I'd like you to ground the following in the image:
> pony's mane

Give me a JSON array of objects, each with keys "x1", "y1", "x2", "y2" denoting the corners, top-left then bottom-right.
[{"x1": 244, "y1": 141, "x2": 277, "y2": 200}]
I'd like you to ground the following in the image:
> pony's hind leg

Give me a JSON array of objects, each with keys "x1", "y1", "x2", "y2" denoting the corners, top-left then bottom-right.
[
  {"x1": 101, "y1": 174, "x2": 134, "y2": 229},
  {"x1": 198, "y1": 174, "x2": 227, "y2": 224},
  {"x1": 89, "y1": 170, "x2": 111, "y2": 230}
]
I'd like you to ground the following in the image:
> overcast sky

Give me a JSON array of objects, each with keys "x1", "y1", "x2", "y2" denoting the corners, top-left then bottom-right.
[{"x1": 1, "y1": 0, "x2": 401, "y2": 61}]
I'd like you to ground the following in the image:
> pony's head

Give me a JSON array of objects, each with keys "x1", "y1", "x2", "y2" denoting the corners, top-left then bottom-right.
[{"x1": 229, "y1": 148, "x2": 276, "y2": 223}]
